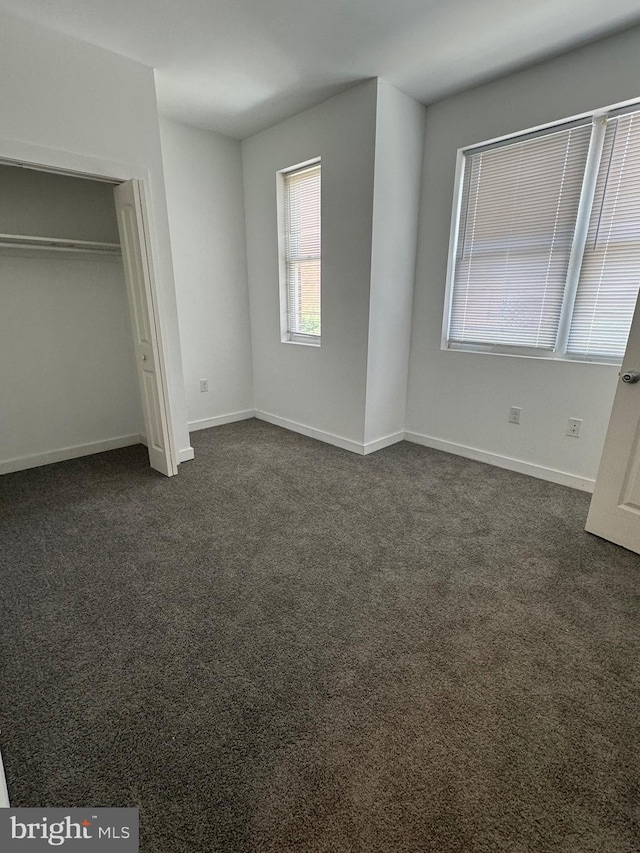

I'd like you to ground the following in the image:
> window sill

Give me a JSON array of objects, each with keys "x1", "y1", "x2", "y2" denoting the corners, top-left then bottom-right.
[
  {"x1": 442, "y1": 342, "x2": 621, "y2": 367},
  {"x1": 282, "y1": 335, "x2": 321, "y2": 347}
]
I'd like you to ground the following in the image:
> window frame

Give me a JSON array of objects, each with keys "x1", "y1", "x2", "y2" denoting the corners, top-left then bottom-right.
[
  {"x1": 441, "y1": 97, "x2": 640, "y2": 366},
  {"x1": 276, "y1": 157, "x2": 322, "y2": 347}
]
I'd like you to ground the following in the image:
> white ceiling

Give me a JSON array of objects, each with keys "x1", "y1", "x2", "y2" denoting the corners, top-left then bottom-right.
[{"x1": 2, "y1": 0, "x2": 640, "y2": 139}]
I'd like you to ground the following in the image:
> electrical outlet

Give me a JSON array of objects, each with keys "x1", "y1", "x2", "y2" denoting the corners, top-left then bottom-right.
[
  {"x1": 567, "y1": 418, "x2": 582, "y2": 437},
  {"x1": 200, "y1": 379, "x2": 209, "y2": 393},
  {"x1": 509, "y1": 406, "x2": 522, "y2": 424}
]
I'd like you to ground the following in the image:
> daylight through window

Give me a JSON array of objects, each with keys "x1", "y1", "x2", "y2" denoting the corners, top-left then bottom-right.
[
  {"x1": 444, "y1": 105, "x2": 640, "y2": 362},
  {"x1": 282, "y1": 162, "x2": 321, "y2": 342}
]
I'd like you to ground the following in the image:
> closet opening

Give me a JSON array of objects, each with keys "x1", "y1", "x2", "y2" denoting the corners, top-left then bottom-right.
[{"x1": 0, "y1": 163, "x2": 176, "y2": 477}]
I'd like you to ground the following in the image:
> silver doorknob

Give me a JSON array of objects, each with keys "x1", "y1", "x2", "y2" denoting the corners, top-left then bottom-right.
[
  {"x1": 141, "y1": 354, "x2": 148, "y2": 361},
  {"x1": 621, "y1": 370, "x2": 640, "y2": 384}
]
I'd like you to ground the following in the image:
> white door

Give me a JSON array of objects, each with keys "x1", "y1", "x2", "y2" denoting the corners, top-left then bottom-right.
[
  {"x1": 586, "y1": 292, "x2": 640, "y2": 552},
  {"x1": 114, "y1": 180, "x2": 177, "y2": 477}
]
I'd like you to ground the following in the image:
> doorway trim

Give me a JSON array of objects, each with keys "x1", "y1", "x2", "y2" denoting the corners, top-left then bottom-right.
[{"x1": 0, "y1": 744, "x2": 9, "y2": 807}]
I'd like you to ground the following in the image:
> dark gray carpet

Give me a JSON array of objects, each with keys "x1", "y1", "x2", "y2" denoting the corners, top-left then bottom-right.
[{"x1": 1, "y1": 419, "x2": 639, "y2": 852}]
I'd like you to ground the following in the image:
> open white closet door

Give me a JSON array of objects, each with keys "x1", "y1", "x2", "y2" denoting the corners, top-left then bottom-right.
[
  {"x1": 586, "y1": 292, "x2": 640, "y2": 553},
  {"x1": 114, "y1": 180, "x2": 177, "y2": 477}
]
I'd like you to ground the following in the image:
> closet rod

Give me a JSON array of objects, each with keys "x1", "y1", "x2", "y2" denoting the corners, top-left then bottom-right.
[{"x1": 0, "y1": 232, "x2": 121, "y2": 254}]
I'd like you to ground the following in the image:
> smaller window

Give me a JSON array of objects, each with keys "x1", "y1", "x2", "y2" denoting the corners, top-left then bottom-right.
[{"x1": 278, "y1": 160, "x2": 321, "y2": 345}]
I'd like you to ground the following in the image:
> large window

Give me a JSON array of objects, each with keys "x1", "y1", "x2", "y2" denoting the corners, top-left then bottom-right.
[
  {"x1": 279, "y1": 160, "x2": 321, "y2": 345},
  {"x1": 444, "y1": 104, "x2": 640, "y2": 362}
]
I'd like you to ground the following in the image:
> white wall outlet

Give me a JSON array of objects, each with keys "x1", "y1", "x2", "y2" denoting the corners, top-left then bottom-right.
[
  {"x1": 509, "y1": 406, "x2": 522, "y2": 424},
  {"x1": 567, "y1": 417, "x2": 582, "y2": 437},
  {"x1": 200, "y1": 379, "x2": 209, "y2": 393}
]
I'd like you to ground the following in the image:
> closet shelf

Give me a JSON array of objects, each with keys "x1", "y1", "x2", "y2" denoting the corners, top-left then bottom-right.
[{"x1": 0, "y1": 232, "x2": 121, "y2": 254}]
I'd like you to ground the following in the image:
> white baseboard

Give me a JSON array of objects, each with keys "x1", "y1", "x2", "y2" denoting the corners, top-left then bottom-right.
[
  {"x1": 255, "y1": 410, "x2": 366, "y2": 454},
  {"x1": 182, "y1": 413, "x2": 592, "y2": 491},
  {"x1": 0, "y1": 745, "x2": 9, "y2": 807},
  {"x1": 404, "y1": 431, "x2": 595, "y2": 492},
  {"x1": 0, "y1": 434, "x2": 142, "y2": 476},
  {"x1": 363, "y1": 431, "x2": 405, "y2": 455},
  {"x1": 181, "y1": 410, "x2": 256, "y2": 464},
  {"x1": 178, "y1": 447, "x2": 195, "y2": 463},
  {"x1": 142, "y1": 430, "x2": 193, "y2": 465},
  {"x1": 188, "y1": 410, "x2": 255, "y2": 432}
]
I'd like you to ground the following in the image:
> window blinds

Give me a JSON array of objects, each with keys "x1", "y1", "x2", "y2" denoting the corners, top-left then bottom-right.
[
  {"x1": 284, "y1": 163, "x2": 321, "y2": 337},
  {"x1": 567, "y1": 112, "x2": 640, "y2": 359},
  {"x1": 449, "y1": 124, "x2": 592, "y2": 348}
]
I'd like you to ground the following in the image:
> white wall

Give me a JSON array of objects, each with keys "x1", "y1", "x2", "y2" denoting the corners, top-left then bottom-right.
[
  {"x1": 365, "y1": 81, "x2": 425, "y2": 446},
  {"x1": 406, "y1": 25, "x2": 640, "y2": 489},
  {"x1": 242, "y1": 80, "x2": 378, "y2": 449},
  {"x1": 0, "y1": 12, "x2": 191, "y2": 462},
  {"x1": 0, "y1": 252, "x2": 141, "y2": 473},
  {"x1": 160, "y1": 119, "x2": 254, "y2": 430}
]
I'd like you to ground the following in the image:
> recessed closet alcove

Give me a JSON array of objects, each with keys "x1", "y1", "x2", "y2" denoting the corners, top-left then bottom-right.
[{"x1": 0, "y1": 164, "x2": 143, "y2": 475}]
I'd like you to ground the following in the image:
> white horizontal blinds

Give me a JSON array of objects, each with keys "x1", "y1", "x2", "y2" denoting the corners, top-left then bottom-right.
[
  {"x1": 450, "y1": 124, "x2": 591, "y2": 348},
  {"x1": 284, "y1": 163, "x2": 321, "y2": 337},
  {"x1": 568, "y1": 111, "x2": 640, "y2": 359}
]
